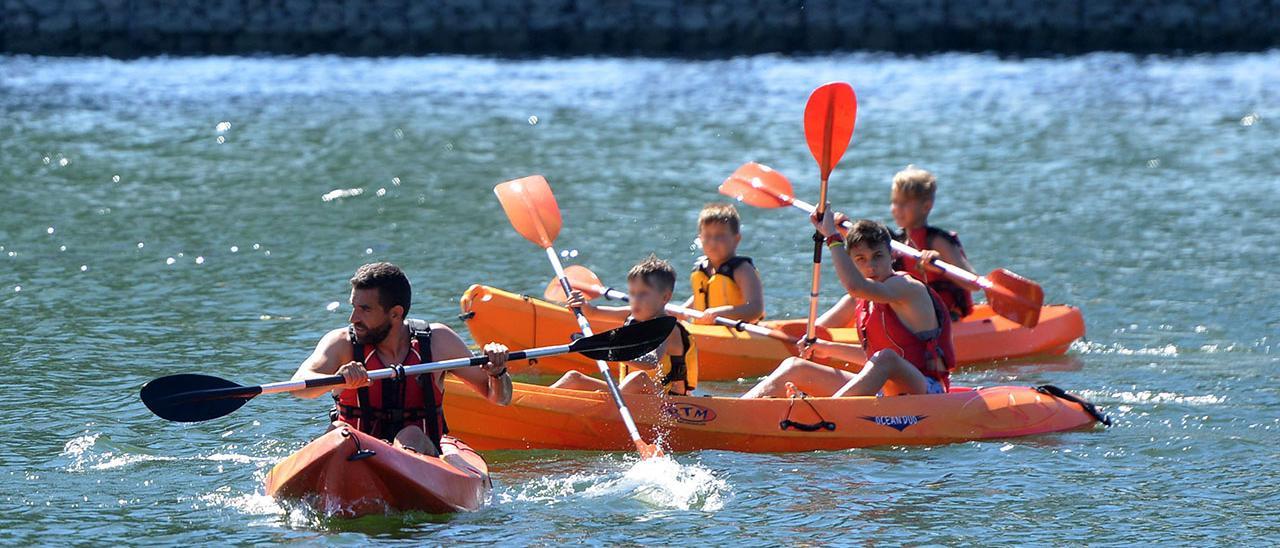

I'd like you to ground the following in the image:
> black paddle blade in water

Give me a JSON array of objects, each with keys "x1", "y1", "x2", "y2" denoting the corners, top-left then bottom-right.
[
  {"x1": 572, "y1": 316, "x2": 677, "y2": 362},
  {"x1": 140, "y1": 373, "x2": 261, "y2": 422}
]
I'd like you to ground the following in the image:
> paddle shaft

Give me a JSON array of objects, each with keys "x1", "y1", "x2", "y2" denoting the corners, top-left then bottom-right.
[
  {"x1": 787, "y1": 197, "x2": 992, "y2": 290},
  {"x1": 544, "y1": 247, "x2": 650, "y2": 447},
  {"x1": 201, "y1": 347, "x2": 566, "y2": 403},
  {"x1": 586, "y1": 281, "x2": 795, "y2": 343}
]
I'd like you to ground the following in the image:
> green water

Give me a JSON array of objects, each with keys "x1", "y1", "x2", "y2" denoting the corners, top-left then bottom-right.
[{"x1": 1, "y1": 53, "x2": 1277, "y2": 544}]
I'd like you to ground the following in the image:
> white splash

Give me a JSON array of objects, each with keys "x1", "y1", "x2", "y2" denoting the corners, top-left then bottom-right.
[
  {"x1": 1071, "y1": 340, "x2": 1178, "y2": 357},
  {"x1": 506, "y1": 454, "x2": 730, "y2": 512},
  {"x1": 1077, "y1": 390, "x2": 1226, "y2": 406}
]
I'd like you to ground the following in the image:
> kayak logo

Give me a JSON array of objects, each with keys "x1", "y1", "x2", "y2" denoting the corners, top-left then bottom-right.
[
  {"x1": 666, "y1": 402, "x2": 717, "y2": 425},
  {"x1": 860, "y1": 415, "x2": 927, "y2": 432}
]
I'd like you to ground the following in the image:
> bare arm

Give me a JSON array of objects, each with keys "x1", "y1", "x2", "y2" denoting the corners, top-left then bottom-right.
[
  {"x1": 290, "y1": 328, "x2": 356, "y2": 399},
  {"x1": 566, "y1": 290, "x2": 631, "y2": 322},
  {"x1": 816, "y1": 294, "x2": 857, "y2": 328},
  {"x1": 829, "y1": 246, "x2": 919, "y2": 304},
  {"x1": 434, "y1": 324, "x2": 512, "y2": 406},
  {"x1": 702, "y1": 262, "x2": 765, "y2": 321},
  {"x1": 807, "y1": 339, "x2": 868, "y2": 364}
]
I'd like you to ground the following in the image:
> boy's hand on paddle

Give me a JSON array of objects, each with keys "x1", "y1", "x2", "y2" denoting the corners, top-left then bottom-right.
[
  {"x1": 797, "y1": 339, "x2": 834, "y2": 361},
  {"x1": 690, "y1": 309, "x2": 720, "y2": 325},
  {"x1": 336, "y1": 361, "x2": 370, "y2": 389},
  {"x1": 809, "y1": 202, "x2": 840, "y2": 237},
  {"x1": 481, "y1": 342, "x2": 510, "y2": 377},
  {"x1": 917, "y1": 249, "x2": 943, "y2": 276},
  {"x1": 832, "y1": 211, "x2": 852, "y2": 238},
  {"x1": 564, "y1": 290, "x2": 592, "y2": 311}
]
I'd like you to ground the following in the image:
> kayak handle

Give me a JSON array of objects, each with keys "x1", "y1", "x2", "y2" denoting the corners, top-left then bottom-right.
[
  {"x1": 780, "y1": 419, "x2": 838, "y2": 432},
  {"x1": 340, "y1": 428, "x2": 378, "y2": 461}
]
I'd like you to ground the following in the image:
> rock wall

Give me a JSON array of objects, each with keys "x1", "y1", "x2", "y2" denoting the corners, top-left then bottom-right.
[{"x1": 2, "y1": 0, "x2": 1276, "y2": 57}]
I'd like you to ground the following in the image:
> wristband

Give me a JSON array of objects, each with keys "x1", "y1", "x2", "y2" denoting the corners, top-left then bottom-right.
[{"x1": 488, "y1": 367, "x2": 508, "y2": 378}]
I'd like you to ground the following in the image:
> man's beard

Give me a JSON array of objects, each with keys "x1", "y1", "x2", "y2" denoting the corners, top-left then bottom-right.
[{"x1": 353, "y1": 321, "x2": 392, "y2": 346}]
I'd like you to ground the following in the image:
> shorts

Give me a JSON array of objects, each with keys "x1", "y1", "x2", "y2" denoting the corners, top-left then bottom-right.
[
  {"x1": 924, "y1": 376, "x2": 946, "y2": 395},
  {"x1": 878, "y1": 376, "x2": 946, "y2": 397}
]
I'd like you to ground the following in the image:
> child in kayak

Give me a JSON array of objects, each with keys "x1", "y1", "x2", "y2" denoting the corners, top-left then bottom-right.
[
  {"x1": 290, "y1": 262, "x2": 512, "y2": 457},
  {"x1": 550, "y1": 254, "x2": 698, "y2": 396},
  {"x1": 742, "y1": 215, "x2": 955, "y2": 398},
  {"x1": 682, "y1": 203, "x2": 766, "y2": 325},
  {"x1": 885, "y1": 165, "x2": 979, "y2": 320}
]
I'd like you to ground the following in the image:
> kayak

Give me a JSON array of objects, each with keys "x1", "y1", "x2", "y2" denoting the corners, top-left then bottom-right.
[
  {"x1": 459, "y1": 284, "x2": 1086, "y2": 380},
  {"x1": 265, "y1": 425, "x2": 489, "y2": 516},
  {"x1": 441, "y1": 378, "x2": 1105, "y2": 452}
]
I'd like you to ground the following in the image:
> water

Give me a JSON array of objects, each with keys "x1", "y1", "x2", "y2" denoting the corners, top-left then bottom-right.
[{"x1": 2, "y1": 52, "x2": 1277, "y2": 544}]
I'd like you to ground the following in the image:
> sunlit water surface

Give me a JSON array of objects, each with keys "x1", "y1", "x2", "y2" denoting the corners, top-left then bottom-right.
[{"x1": 1, "y1": 52, "x2": 1277, "y2": 543}]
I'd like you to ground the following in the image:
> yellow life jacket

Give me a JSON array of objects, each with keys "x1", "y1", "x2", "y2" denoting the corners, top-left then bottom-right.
[
  {"x1": 689, "y1": 256, "x2": 762, "y2": 321},
  {"x1": 619, "y1": 320, "x2": 698, "y2": 395}
]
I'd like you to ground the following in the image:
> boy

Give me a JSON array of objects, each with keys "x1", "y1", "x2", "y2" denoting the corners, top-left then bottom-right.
[
  {"x1": 550, "y1": 255, "x2": 698, "y2": 396},
  {"x1": 683, "y1": 203, "x2": 765, "y2": 325},
  {"x1": 742, "y1": 214, "x2": 955, "y2": 398},
  {"x1": 888, "y1": 166, "x2": 978, "y2": 320}
]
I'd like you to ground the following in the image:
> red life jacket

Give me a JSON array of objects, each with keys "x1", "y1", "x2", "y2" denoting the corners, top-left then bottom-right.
[
  {"x1": 332, "y1": 325, "x2": 446, "y2": 447},
  {"x1": 893, "y1": 226, "x2": 975, "y2": 320},
  {"x1": 855, "y1": 274, "x2": 957, "y2": 391}
]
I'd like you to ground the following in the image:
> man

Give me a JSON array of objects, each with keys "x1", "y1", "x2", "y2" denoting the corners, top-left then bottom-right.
[{"x1": 291, "y1": 262, "x2": 512, "y2": 456}]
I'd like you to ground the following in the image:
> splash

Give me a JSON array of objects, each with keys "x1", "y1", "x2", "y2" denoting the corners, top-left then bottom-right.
[
  {"x1": 1071, "y1": 340, "x2": 1178, "y2": 357},
  {"x1": 505, "y1": 454, "x2": 730, "y2": 512},
  {"x1": 1076, "y1": 390, "x2": 1226, "y2": 406},
  {"x1": 60, "y1": 433, "x2": 273, "y2": 472}
]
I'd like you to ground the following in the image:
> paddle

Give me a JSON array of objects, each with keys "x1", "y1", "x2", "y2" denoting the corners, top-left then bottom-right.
[
  {"x1": 543, "y1": 265, "x2": 833, "y2": 349},
  {"x1": 495, "y1": 175, "x2": 663, "y2": 459},
  {"x1": 720, "y1": 162, "x2": 1045, "y2": 327},
  {"x1": 141, "y1": 317, "x2": 676, "y2": 423},
  {"x1": 800, "y1": 82, "x2": 858, "y2": 345}
]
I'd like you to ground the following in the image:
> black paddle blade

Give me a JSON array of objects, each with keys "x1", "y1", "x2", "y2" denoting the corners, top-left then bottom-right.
[
  {"x1": 571, "y1": 316, "x2": 678, "y2": 362},
  {"x1": 140, "y1": 373, "x2": 260, "y2": 423}
]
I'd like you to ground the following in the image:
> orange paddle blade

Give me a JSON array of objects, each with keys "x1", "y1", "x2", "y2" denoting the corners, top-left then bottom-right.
[
  {"x1": 984, "y1": 268, "x2": 1045, "y2": 328},
  {"x1": 494, "y1": 175, "x2": 562, "y2": 248},
  {"x1": 544, "y1": 265, "x2": 605, "y2": 301},
  {"x1": 803, "y1": 82, "x2": 857, "y2": 181},
  {"x1": 718, "y1": 162, "x2": 796, "y2": 209},
  {"x1": 635, "y1": 440, "x2": 664, "y2": 459}
]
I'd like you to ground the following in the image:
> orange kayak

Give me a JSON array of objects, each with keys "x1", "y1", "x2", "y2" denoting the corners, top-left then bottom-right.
[
  {"x1": 460, "y1": 284, "x2": 1086, "y2": 380},
  {"x1": 265, "y1": 425, "x2": 489, "y2": 516},
  {"x1": 443, "y1": 378, "x2": 1104, "y2": 452}
]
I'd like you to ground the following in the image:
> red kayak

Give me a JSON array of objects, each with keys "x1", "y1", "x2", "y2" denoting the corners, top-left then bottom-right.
[{"x1": 264, "y1": 424, "x2": 490, "y2": 516}]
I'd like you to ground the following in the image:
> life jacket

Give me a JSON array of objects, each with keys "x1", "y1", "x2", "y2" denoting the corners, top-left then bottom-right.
[
  {"x1": 619, "y1": 317, "x2": 698, "y2": 395},
  {"x1": 893, "y1": 226, "x2": 975, "y2": 320},
  {"x1": 690, "y1": 255, "x2": 762, "y2": 320},
  {"x1": 854, "y1": 274, "x2": 957, "y2": 391},
  {"x1": 331, "y1": 325, "x2": 446, "y2": 447}
]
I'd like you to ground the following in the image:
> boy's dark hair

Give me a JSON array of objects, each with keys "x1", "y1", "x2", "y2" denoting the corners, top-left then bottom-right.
[
  {"x1": 627, "y1": 254, "x2": 676, "y2": 294},
  {"x1": 350, "y1": 262, "x2": 411, "y2": 314},
  {"x1": 845, "y1": 220, "x2": 894, "y2": 254},
  {"x1": 698, "y1": 203, "x2": 741, "y2": 235}
]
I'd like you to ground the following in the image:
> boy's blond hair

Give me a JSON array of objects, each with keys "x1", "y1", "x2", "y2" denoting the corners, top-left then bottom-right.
[
  {"x1": 627, "y1": 254, "x2": 676, "y2": 294},
  {"x1": 891, "y1": 165, "x2": 937, "y2": 202},
  {"x1": 697, "y1": 203, "x2": 740, "y2": 235}
]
